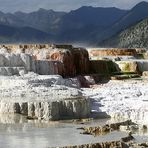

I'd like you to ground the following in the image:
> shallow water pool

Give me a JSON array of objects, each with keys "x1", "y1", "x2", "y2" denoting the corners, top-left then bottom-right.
[{"x1": 0, "y1": 114, "x2": 147, "y2": 148}]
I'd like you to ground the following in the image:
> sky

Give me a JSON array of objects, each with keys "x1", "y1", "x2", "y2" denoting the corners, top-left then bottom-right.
[{"x1": 0, "y1": 0, "x2": 148, "y2": 13}]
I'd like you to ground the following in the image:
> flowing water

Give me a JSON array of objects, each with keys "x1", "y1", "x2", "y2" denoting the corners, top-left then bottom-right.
[{"x1": 0, "y1": 114, "x2": 147, "y2": 148}]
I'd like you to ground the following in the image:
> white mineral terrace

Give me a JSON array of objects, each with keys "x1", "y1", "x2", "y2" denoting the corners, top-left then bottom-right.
[
  {"x1": 0, "y1": 72, "x2": 148, "y2": 124},
  {"x1": 0, "y1": 73, "x2": 90, "y2": 120},
  {"x1": 0, "y1": 46, "x2": 148, "y2": 124},
  {"x1": 82, "y1": 78, "x2": 148, "y2": 124}
]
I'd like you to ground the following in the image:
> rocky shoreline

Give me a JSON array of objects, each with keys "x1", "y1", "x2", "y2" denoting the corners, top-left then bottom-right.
[{"x1": 54, "y1": 119, "x2": 148, "y2": 148}]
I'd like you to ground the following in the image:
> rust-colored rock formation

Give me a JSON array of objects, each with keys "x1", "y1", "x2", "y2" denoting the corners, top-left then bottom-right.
[
  {"x1": 89, "y1": 48, "x2": 138, "y2": 57},
  {"x1": 0, "y1": 44, "x2": 90, "y2": 77},
  {"x1": 47, "y1": 47, "x2": 90, "y2": 77},
  {"x1": 72, "y1": 48, "x2": 90, "y2": 75},
  {"x1": 48, "y1": 49, "x2": 76, "y2": 76},
  {"x1": 4, "y1": 44, "x2": 143, "y2": 78}
]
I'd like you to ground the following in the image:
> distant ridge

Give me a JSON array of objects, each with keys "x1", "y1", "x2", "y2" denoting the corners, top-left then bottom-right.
[
  {"x1": 99, "y1": 18, "x2": 148, "y2": 48},
  {"x1": 0, "y1": 1, "x2": 148, "y2": 46},
  {"x1": 95, "y1": 1, "x2": 148, "y2": 45},
  {"x1": 0, "y1": 24, "x2": 51, "y2": 43}
]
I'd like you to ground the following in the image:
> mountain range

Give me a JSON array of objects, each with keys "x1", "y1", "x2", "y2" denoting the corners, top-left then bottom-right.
[{"x1": 0, "y1": 1, "x2": 148, "y2": 47}]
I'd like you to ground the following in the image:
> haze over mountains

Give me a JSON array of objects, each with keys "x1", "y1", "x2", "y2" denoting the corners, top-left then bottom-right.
[{"x1": 0, "y1": 1, "x2": 148, "y2": 47}]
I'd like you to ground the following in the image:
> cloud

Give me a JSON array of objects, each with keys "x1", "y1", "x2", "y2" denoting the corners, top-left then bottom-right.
[{"x1": 0, "y1": 0, "x2": 147, "y2": 12}]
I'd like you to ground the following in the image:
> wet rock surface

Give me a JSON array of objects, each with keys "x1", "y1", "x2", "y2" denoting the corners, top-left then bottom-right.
[
  {"x1": 58, "y1": 141, "x2": 128, "y2": 148},
  {"x1": 48, "y1": 47, "x2": 90, "y2": 76},
  {"x1": 55, "y1": 119, "x2": 148, "y2": 148},
  {"x1": 79, "y1": 120, "x2": 136, "y2": 136},
  {"x1": 57, "y1": 138, "x2": 148, "y2": 148}
]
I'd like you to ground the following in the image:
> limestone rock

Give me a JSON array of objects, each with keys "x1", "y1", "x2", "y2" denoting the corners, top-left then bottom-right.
[
  {"x1": 0, "y1": 97, "x2": 91, "y2": 121},
  {"x1": 0, "y1": 53, "x2": 34, "y2": 71},
  {"x1": 0, "y1": 74, "x2": 90, "y2": 120},
  {"x1": 0, "y1": 47, "x2": 8, "y2": 54},
  {"x1": 0, "y1": 45, "x2": 90, "y2": 77},
  {"x1": 115, "y1": 61, "x2": 140, "y2": 73},
  {"x1": 115, "y1": 60, "x2": 148, "y2": 73},
  {"x1": 136, "y1": 60, "x2": 148, "y2": 72},
  {"x1": 0, "y1": 67, "x2": 26, "y2": 76},
  {"x1": 47, "y1": 47, "x2": 90, "y2": 76},
  {"x1": 80, "y1": 120, "x2": 135, "y2": 136},
  {"x1": 34, "y1": 60, "x2": 64, "y2": 75},
  {"x1": 135, "y1": 48, "x2": 146, "y2": 54},
  {"x1": 143, "y1": 71, "x2": 148, "y2": 77},
  {"x1": 89, "y1": 55, "x2": 136, "y2": 61},
  {"x1": 89, "y1": 48, "x2": 138, "y2": 57},
  {"x1": 48, "y1": 48, "x2": 76, "y2": 76}
]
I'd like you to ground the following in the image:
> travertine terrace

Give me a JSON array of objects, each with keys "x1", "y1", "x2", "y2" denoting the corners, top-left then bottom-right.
[{"x1": 0, "y1": 44, "x2": 148, "y2": 122}]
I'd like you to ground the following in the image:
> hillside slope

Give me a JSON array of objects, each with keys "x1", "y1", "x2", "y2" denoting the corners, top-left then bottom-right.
[
  {"x1": 100, "y1": 19, "x2": 148, "y2": 48},
  {"x1": 94, "y1": 1, "x2": 148, "y2": 44}
]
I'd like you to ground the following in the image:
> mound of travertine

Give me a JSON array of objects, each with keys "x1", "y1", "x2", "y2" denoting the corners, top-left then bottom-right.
[
  {"x1": 115, "y1": 61, "x2": 140, "y2": 73},
  {"x1": 1, "y1": 44, "x2": 148, "y2": 79},
  {"x1": 1, "y1": 44, "x2": 128, "y2": 78},
  {"x1": 87, "y1": 48, "x2": 148, "y2": 75},
  {"x1": 46, "y1": 47, "x2": 90, "y2": 76},
  {"x1": 0, "y1": 44, "x2": 90, "y2": 77},
  {"x1": 0, "y1": 73, "x2": 91, "y2": 120},
  {"x1": 115, "y1": 60, "x2": 148, "y2": 74},
  {"x1": 2, "y1": 44, "x2": 148, "y2": 77}
]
